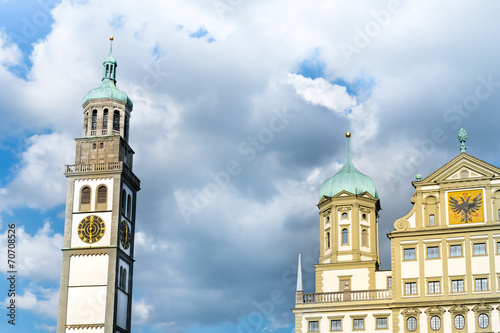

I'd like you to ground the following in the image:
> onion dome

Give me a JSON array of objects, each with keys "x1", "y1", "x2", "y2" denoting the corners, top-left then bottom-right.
[
  {"x1": 82, "y1": 36, "x2": 133, "y2": 109},
  {"x1": 319, "y1": 132, "x2": 379, "y2": 200}
]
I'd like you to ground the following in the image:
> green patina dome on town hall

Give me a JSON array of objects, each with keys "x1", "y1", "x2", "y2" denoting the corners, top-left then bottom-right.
[
  {"x1": 319, "y1": 133, "x2": 379, "y2": 200},
  {"x1": 82, "y1": 37, "x2": 133, "y2": 109}
]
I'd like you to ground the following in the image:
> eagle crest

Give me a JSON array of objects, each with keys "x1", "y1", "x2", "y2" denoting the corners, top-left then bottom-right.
[{"x1": 449, "y1": 193, "x2": 482, "y2": 223}]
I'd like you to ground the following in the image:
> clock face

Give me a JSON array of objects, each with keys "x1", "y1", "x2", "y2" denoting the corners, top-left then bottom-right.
[
  {"x1": 119, "y1": 220, "x2": 131, "y2": 250},
  {"x1": 78, "y1": 215, "x2": 106, "y2": 244}
]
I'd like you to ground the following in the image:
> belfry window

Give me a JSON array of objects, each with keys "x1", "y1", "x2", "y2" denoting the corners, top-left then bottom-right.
[
  {"x1": 429, "y1": 214, "x2": 435, "y2": 225},
  {"x1": 127, "y1": 194, "x2": 131, "y2": 218},
  {"x1": 80, "y1": 186, "x2": 91, "y2": 211},
  {"x1": 113, "y1": 111, "x2": 120, "y2": 131},
  {"x1": 121, "y1": 189, "x2": 126, "y2": 212},
  {"x1": 91, "y1": 110, "x2": 97, "y2": 130},
  {"x1": 326, "y1": 232, "x2": 330, "y2": 248},
  {"x1": 96, "y1": 185, "x2": 107, "y2": 210},
  {"x1": 342, "y1": 228, "x2": 348, "y2": 245},
  {"x1": 103, "y1": 109, "x2": 108, "y2": 129}
]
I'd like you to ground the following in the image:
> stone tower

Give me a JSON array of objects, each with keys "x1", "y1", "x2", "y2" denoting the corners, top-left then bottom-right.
[{"x1": 57, "y1": 37, "x2": 140, "y2": 333}]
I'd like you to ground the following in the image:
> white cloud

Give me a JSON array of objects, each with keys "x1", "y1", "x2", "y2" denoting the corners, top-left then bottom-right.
[
  {"x1": 287, "y1": 73, "x2": 357, "y2": 114},
  {"x1": 0, "y1": 132, "x2": 73, "y2": 212},
  {"x1": 132, "y1": 298, "x2": 152, "y2": 325},
  {"x1": 0, "y1": 222, "x2": 63, "y2": 280},
  {"x1": 4, "y1": 285, "x2": 59, "y2": 319}
]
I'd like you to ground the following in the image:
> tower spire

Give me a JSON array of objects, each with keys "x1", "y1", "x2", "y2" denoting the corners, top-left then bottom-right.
[
  {"x1": 296, "y1": 251, "x2": 303, "y2": 292},
  {"x1": 102, "y1": 35, "x2": 117, "y2": 83}
]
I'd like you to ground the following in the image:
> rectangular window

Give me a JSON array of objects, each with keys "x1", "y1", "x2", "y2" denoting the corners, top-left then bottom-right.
[
  {"x1": 376, "y1": 317, "x2": 388, "y2": 329},
  {"x1": 474, "y1": 243, "x2": 486, "y2": 255},
  {"x1": 428, "y1": 281, "x2": 440, "y2": 294},
  {"x1": 427, "y1": 246, "x2": 439, "y2": 258},
  {"x1": 331, "y1": 320, "x2": 341, "y2": 331},
  {"x1": 451, "y1": 279, "x2": 464, "y2": 292},
  {"x1": 404, "y1": 248, "x2": 416, "y2": 260},
  {"x1": 450, "y1": 244, "x2": 462, "y2": 257},
  {"x1": 308, "y1": 321, "x2": 319, "y2": 332},
  {"x1": 387, "y1": 276, "x2": 392, "y2": 288},
  {"x1": 475, "y1": 278, "x2": 488, "y2": 291},
  {"x1": 497, "y1": 242, "x2": 500, "y2": 254},
  {"x1": 405, "y1": 282, "x2": 417, "y2": 295},
  {"x1": 353, "y1": 318, "x2": 364, "y2": 330}
]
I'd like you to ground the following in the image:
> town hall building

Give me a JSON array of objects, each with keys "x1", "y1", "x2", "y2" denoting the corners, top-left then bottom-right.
[{"x1": 293, "y1": 130, "x2": 500, "y2": 332}]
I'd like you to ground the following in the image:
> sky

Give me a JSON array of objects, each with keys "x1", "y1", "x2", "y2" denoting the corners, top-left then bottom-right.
[{"x1": 1, "y1": 0, "x2": 500, "y2": 332}]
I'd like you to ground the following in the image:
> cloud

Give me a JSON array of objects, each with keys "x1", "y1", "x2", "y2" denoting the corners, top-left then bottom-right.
[
  {"x1": 287, "y1": 73, "x2": 357, "y2": 114},
  {"x1": 2, "y1": 1, "x2": 500, "y2": 332},
  {"x1": 0, "y1": 132, "x2": 72, "y2": 212},
  {"x1": 0, "y1": 222, "x2": 63, "y2": 280},
  {"x1": 4, "y1": 285, "x2": 59, "y2": 319}
]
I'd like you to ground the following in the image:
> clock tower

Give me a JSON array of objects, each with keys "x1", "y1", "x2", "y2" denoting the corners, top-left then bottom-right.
[{"x1": 57, "y1": 37, "x2": 140, "y2": 333}]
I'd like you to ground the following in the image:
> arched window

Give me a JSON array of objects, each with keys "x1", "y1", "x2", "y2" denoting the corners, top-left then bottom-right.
[
  {"x1": 80, "y1": 186, "x2": 91, "y2": 211},
  {"x1": 429, "y1": 214, "x2": 435, "y2": 225},
  {"x1": 342, "y1": 228, "x2": 348, "y2": 245},
  {"x1": 127, "y1": 194, "x2": 131, "y2": 218},
  {"x1": 362, "y1": 229, "x2": 368, "y2": 247},
  {"x1": 454, "y1": 315, "x2": 465, "y2": 330},
  {"x1": 122, "y1": 268, "x2": 127, "y2": 290},
  {"x1": 103, "y1": 109, "x2": 108, "y2": 129},
  {"x1": 406, "y1": 317, "x2": 417, "y2": 332},
  {"x1": 96, "y1": 185, "x2": 107, "y2": 210},
  {"x1": 124, "y1": 115, "x2": 129, "y2": 141},
  {"x1": 91, "y1": 110, "x2": 97, "y2": 131},
  {"x1": 430, "y1": 316, "x2": 441, "y2": 330},
  {"x1": 122, "y1": 189, "x2": 126, "y2": 212},
  {"x1": 326, "y1": 232, "x2": 330, "y2": 248},
  {"x1": 498, "y1": 209, "x2": 500, "y2": 221},
  {"x1": 113, "y1": 110, "x2": 120, "y2": 131},
  {"x1": 478, "y1": 314, "x2": 489, "y2": 329},
  {"x1": 119, "y1": 266, "x2": 123, "y2": 288}
]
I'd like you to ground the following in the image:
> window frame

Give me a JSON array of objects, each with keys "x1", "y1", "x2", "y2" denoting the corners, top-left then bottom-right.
[
  {"x1": 404, "y1": 281, "x2": 418, "y2": 295},
  {"x1": 451, "y1": 278, "x2": 465, "y2": 293},
  {"x1": 352, "y1": 317, "x2": 365, "y2": 331},
  {"x1": 474, "y1": 277, "x2": 488, "y2": 291},
  {"x1": 426, "y1": 246, "x2": 439, "y2": 259},
  {"x1": 403, "y1": 248, "x2": 416, "y2": 260},
  {"x1": 427, "y1": 280, "x2": 441, "y2": 294},
  {"x1": 429, "y1": 315, "x2": 441, "y2": 331},
  {"x1": 406, "y1": 317, "x2": 417, "y2": 332},
  {"x1": 450, "y1": 244, "x2": 463, "y2": 257},
  {"x1": 341, "y1": 228, "x2": 349, "y2": 245},
  {"x1": 307, "y1": 319, "x2": 320, "y2": 332},
  {"x1": 478, "y1": 313, "x2": 489, "y2": 329},
  {"x1": 375, "y1": 317, "x2": 388, "y2": 329},
  {"x1": 473, "y1": 242, "x2": 486, "y2": 256},
  {"x1": 454, "y1": 314, "x2": 465, "y2": 330},
  {"x1": 330, "y1": 319, "x2": 342, "y2": 331}
]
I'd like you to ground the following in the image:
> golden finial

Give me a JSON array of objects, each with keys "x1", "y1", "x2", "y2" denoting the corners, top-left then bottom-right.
[
  {"x1": 110, "y1": 35, "x2": 114, "y2": 41},
  {"x1": 345, "y1": 132, "x2": 351, "y2": 138}
]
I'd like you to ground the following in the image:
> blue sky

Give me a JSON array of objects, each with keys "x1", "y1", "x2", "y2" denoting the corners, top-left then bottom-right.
[{"x1": 1, "y1": 1, "x2": 500, "y2": 333}]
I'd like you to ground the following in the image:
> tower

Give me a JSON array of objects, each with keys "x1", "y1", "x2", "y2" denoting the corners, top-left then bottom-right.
[
  {"x1": 57, "y1": 37, "x2": 140, "y2": 333},
  {"x1": 314, "y1": 132, "x2": 381, "y2": 293}
]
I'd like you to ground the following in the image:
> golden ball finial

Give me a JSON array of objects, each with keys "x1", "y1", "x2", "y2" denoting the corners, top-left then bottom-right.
[
  {"x1": 346, "y1": 132, "x2": 351, "y2": 138},
  {"x1": 110, "y1": 35, "x2": 114, "y2": 41}
]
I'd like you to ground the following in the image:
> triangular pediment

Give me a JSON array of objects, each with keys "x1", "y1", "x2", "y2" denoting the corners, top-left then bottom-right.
[
  {"x1": 420, "y1": 153, "x2": 500, "y2": 184},
  {"x1": 332, "y1": 190, "x2": 356, "y2": 198}
]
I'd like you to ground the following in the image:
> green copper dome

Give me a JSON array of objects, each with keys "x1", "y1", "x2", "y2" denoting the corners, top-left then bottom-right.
[
  {"x1": 82, "y1": 38, "x2": 133, "y2": 109},
  {"x1": 319, "y1": 135, "x2": 378, "y2": 200}
]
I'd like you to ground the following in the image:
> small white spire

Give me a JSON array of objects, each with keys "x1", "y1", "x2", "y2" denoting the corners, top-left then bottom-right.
[{"x1": 296, "y1": 251, "x2": 303, "y2": 292}]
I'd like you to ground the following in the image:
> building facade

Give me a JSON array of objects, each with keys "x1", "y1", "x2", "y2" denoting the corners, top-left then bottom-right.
[
  {"x1": 293, "y1": 130, "x2": 500, "y2": 332},
  {"x1": 56, "y1": 37, "x2": 140, "y2": 333}
]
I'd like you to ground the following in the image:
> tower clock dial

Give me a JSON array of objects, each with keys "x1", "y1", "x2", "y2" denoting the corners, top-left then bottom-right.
[
  {"x1": 78, "y1": 215, "x2": 106, "y2": 244},
  {"x1": 120, "y1": 220, "x2": 131, "y2": 249}
]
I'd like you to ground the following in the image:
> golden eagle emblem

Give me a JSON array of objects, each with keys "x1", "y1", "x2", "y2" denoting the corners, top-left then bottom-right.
[{"x1": 449, "y1": 192, "x2": 482, "y2": 223}]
